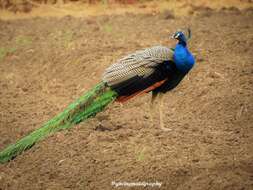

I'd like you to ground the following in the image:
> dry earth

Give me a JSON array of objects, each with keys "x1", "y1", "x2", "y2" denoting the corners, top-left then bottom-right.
[{"x1": 0, "y1": 2, "x2": 253, "y2": 190}]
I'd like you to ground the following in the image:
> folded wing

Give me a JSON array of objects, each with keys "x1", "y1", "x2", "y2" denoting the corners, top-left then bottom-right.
[{"x1": 102, "y1": 46, "x2": 174, "y2": 102}]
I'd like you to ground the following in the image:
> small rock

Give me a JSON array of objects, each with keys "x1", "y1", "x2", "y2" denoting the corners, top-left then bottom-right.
[
  {"x1": 162, "y1": 10, "x2": 175, "y2": 20},
  {"x1": 192, "y1": 159, "x2": 200, "y2": 162},
  {"x1": 139, "y1": 4, "x2": 147, "y2": 9}
]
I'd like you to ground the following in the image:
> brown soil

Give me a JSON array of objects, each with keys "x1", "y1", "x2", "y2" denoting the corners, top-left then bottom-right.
[{"x1": 0, "y1": 2, "x2": 253, "y2": 190}]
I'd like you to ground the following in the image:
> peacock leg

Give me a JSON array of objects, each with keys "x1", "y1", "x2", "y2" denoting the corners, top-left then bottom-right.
[
  {"x1": 158, "y1": 93, "x2": 171, "y2": 131},
  {"x1": 149, "y1": 91, "x2": 158, "y2": 127}
]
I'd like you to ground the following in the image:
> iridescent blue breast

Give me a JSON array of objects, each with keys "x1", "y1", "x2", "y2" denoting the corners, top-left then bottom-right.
[{"x1": 173, "y1": 44, "x2": 195, "y2": 73}]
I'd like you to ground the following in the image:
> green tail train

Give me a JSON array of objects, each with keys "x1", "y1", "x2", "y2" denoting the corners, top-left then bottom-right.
[{"x1": 0, "y1": 82, "x2": 118, "y2": 164}]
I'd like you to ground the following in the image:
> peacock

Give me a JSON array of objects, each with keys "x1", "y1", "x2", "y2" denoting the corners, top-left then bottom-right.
[{"x1": 0, "y1": 29, "x2": 195, "y2": 163}]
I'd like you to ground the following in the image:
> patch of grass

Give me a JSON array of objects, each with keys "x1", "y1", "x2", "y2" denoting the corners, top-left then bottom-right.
[
  {"x1": 62, "y1": 30, "x2": 74, "y2": 47},
  {"x1": 0, "y1": 48, "x2": 7, "y2": 61},
  {"x1": 15, "y1": 36, "x2": 33, "y2": 46},
  {"x1": 101, "y1": 0, "x2": 108, "y2": 5},
  {"x1": 0, "y1": 47, "x2": 17, "y2": 61},
  {"x1": 0, "y1": 35, "x2": 32, "y2": 61},
  {"x1": 103, "y1": 23, "x2": 113, "y2": 33},
  {"x1": 136, "y1": 147, "x2": 146, "y2": 162}
]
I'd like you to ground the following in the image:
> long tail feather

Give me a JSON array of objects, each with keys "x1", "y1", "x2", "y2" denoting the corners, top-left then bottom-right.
[{"x1": 0, "y1": 82, "x2": 117, "y2": 164}]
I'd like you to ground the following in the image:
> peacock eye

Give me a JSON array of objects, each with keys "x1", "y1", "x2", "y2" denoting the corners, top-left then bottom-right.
[{"x1": 175, "y1": 33, "x2": 180, "y2": 38}]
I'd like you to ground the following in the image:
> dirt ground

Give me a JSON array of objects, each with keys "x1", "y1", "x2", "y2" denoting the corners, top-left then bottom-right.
[{"x1": 0, "y1": 2, "x2": 253, "y2": 190}]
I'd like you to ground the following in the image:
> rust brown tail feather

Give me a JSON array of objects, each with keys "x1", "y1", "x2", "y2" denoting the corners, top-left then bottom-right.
[{"x1": 116, "y1": 79, "x2": 167, "y2": 102}]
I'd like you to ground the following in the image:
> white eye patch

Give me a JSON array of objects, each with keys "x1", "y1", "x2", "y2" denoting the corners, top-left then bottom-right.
[{"x1": 175, "y1": 33, "x2": 180, "y2": 38}]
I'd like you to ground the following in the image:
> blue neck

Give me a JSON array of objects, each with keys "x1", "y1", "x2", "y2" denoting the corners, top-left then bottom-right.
[
  {"x1": 179, "y1": 40, "x2": 187, "y2": 47},
  {"x1": 173, "y1": 42, "x2": 195, "y2": 73}
]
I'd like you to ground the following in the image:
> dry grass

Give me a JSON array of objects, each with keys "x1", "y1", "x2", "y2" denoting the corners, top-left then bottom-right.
[{"x1": 0, "y1": 0, "x2": 253, "y2": 20}]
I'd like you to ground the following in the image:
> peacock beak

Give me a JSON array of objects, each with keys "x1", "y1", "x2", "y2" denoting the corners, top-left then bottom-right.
[{"x1": 172, "y1": 33, "x2": 180, "y2": 40}]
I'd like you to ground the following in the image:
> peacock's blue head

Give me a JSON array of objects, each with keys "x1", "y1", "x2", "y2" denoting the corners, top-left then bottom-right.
[
  {"x1": 172, "y1": 28, "x2": 195, "y2": 73},
  {"x1": 172, "y1": 29, "x2": 191, "y2": 46}
]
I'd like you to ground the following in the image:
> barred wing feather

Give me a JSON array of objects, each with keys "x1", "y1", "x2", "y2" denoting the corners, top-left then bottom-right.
[{"x1": 102, "y1": 46, "x2": 174, "y2": 87}]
